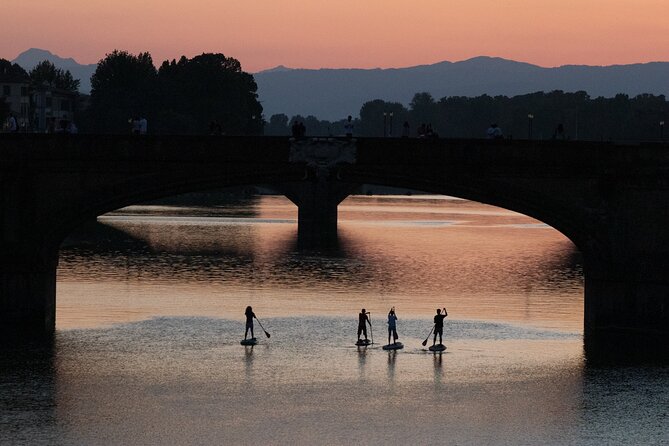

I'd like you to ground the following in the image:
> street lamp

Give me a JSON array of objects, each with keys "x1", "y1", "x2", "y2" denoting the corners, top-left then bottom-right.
[
  {"x1": 383, "y1": 112, "x2": 387, "y2": 137},
  {"x1": 528, "y1": 114, "x2": 534, "y2": 140},
  {"x1": 389, "y1": 112, "x2": 394, "y2": 137}
]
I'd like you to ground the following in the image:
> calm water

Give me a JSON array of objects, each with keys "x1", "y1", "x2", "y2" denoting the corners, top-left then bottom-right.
[{"x1": 1, "y1": 196, "x2": 667, "y2": 445}]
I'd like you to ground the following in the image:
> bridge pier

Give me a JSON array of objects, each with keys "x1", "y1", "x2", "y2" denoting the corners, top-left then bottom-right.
[
  {"x1": 0, "y1": 250, "x2": 58, "y2": 341},
  {"x1": 296, "y1": 187, "x2": 339, "y2": 247},
  {"x1": 584, "y1": 264, "x2": 669, "y2": 362},
  {"x1": 582, "y1": 188, "x2": 669, "y2": 362},
  {"x1": 280, "y1": 174, "x2": 357, "y2": 249},
  {"x1": 281, "y1": 138, "x2": 359, "y2": 249}
]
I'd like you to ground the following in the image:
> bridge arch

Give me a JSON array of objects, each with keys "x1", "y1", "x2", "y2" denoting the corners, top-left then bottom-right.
[
  {"x1": 343, "y1": 176, "x2": 590, "y2": 256},
  {"x1": 1, "y1": 134, "x2": 667, "y2": 359},
  {"x1": 48, "y1": 168, "x2": 304, "y2": 250}
]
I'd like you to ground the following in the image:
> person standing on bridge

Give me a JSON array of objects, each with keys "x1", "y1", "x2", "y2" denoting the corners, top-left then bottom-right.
[
  {"x1": 139, "y1": 117, "x2": 148, "y2": 135},
  {"x1": 344, "y1": 115, "x2": 354, "y2": 138},
  {"x1": 130, "y1": 117, "x2": 140, "y2": 135},
  {"x1": 487, "y1": 123, "x2": 503, "y2": 139},
  {"x1": 6, "y1": 114, "x2": 18, "y2": 133},
  {"x1": 402, "y1": 121, "x2": 410, "y2": 138}
]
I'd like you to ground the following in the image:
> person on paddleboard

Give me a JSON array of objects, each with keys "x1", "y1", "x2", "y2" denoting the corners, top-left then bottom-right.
[
  {"x1": 245, "y1": 306, "x2": 256, "y2": 340},
  {"x1": 357, "y1": 309, "x2": 371, "y2": 342},
  {"x1": 433, "y1": 308, "x2": 448, "y2": 346},
  {"x1": 387, "y1": 307, "x2": 398, "y2": 345}
]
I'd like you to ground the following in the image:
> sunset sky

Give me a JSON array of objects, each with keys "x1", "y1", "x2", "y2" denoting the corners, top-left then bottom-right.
[{"x1": 3, "y1": 0, "x2": 668, "y2": 72}]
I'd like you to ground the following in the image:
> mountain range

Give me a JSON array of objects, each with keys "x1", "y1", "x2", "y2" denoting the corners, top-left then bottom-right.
[
  {"x1": 255, "y1": 57, "x2": 669, "y2": 120},
  {"x1": 9, "y1": 49, "x2": 669, "y2": 121},
  {"x1": 11, "y1": 48, "x2": 97, "y2": 94}
]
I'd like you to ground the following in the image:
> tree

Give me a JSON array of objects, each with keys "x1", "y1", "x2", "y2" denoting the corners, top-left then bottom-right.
[
  {"x1": 88, "y1": 50, "x2": 158, "y2": 133},
  {"x1": 359, "y1": 99, "x2": 408, "y2": 136},
  {"x1": 157, "y1": 53, "x2": 263, "y2": 134},
  {"x1": 29, "y1": 60, "x2": 80, "y2": 92},
  {"x1": 409, "y1": 92, "x2": 438, "y2": 130},
  {"x1": 265, "y1": 114, "x2": 289, "y2": 135},
  {"x1": 0, "y1": 59, "x2": 29, "y2": 82}
]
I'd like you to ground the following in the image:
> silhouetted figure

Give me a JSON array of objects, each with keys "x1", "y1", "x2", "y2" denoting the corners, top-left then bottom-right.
[
  {"x1": 139, "y1": 117, "x2": 148, "y2": 135},
  {"x1": 357, "y1": 308, "x2": 371, "y2": 342},
  {"x1": 7, "y1": 113, "x2": 17, "y2": 133},
  {"x1": 244, "y1": 306, "x2": 256, "y2": 340},
  {"x1": 56, "y1": 120, "x2": 68, "y2": 133},
  {"x1": 209, "y1": 120, "x2": 223, "y2": 135},
  {"x1": 47, "y1": 117, "x2": 56, "y2": 134},
  {"x1": 425, "y1": 123, "x2": 438, "y2": 139},
  {"x1": 344, "y1": 115, "x2": 354, "y2": 138},
  {"x1": 487, "y1": 123, "x2": 503, "y2": 139},
  {"x1": 131, "y1": 117, "x2": 141, "y2": 135},
  {"x1": 387, "y1": 307, "x2": 398, "y2": 345},
  {"x1": 432, "y1": 308, "x2": 448, "y2": 346},
  {"x1": 402, "y1": 121, "x2": 410, "y2": 137},
  {"x1": 417, "y1": 123, "x2": 427, "y2": 138},
  {"x1": 291, "y1": 120, "x2": 301, "y2": 138},
  {"x1": 553, "y1": 123, "x2": 565, "y2": 140}
]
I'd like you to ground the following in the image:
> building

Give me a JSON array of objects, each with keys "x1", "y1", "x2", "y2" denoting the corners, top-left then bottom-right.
[
  {"x1": 2, "y1": 60, "x2": 79, "y2": 132},
  {"x1": 1, "y1": 80, "x2": 31, "y2": 131},
  {"x1": 32, "y1": 85, "x2": 78, "y2": 132}
]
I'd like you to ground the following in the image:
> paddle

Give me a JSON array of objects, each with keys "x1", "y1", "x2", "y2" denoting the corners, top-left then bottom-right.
[
  {"x1": 368, "y1": 312, "x2": 374, "y2": 345},
  {"x1": 421, "y1": 325, "x2": 435, "y2": 346},
  {"x1": 255, "y1": 317, "x2": 271, "y2": 338}
]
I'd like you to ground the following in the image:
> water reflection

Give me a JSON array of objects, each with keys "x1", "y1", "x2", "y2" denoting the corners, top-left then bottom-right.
[
  {"x1": 58, "y1": 196, "x2": 585, "y2": 332},
  {"x1": 585, "y1": 332, "x2": 669, "y2": 365},
  {"x1": 356, "y1": 346, "x2": 368, "y2": 374},
  {"x1": 8, "y1": 195, "x2": 656, "y2": 444},
  {"x1": 386, "y1": 350, "x2": 397, "y2": 384},
  {"x1": 243, "y1": 345, "x2": 254, "y2": 383},
  {"x1": 432, "y1": 351, "x2": 444, "y2": 391},
  {"x1": 0, "y1": 341, "x2": 57, "y2": 445},
  {"x1": 2, "y1": 315, "x2": 666, "y2": 444}
]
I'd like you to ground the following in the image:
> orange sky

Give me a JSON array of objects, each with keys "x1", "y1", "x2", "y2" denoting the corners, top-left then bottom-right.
[{"x1": 3, "y1": 0, "x2": 668, "y2": 72}]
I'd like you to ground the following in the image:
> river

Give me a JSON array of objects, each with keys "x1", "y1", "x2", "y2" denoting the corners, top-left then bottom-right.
[{"x1": 1, "y1": 195, "x2": 667, "y2": 445}]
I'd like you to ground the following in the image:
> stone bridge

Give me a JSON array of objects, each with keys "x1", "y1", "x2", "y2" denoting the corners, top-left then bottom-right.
[{"x1": 1, "y1": 134, "x2": 668, "y2": 358}]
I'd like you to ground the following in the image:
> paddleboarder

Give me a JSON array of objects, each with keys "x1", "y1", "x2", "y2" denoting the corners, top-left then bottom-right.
[
  {"x1": 387, "y1": 307, "x2": 398, "y2": 345},
  {"x1": 432, "y1": 308, "x2": 448, "y2": 346},
  {"x1": 357, "y1": 308, "x2": 371, "y2": 343},
  {"x1": 244, "y1": 306, "x2": 256, "y2": 340}
]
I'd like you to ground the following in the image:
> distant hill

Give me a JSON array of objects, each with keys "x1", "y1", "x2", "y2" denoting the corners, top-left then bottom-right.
[
  {"x1": 254, "y1": 57, "x2": 669, "y2": 120},
  {"x1": 12, "y1": 48, "x2": 96, "y2": 93}
]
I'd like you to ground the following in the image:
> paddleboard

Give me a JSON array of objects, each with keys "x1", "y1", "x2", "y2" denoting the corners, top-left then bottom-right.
[
  {"x1": 382, "y1": 342, "x2": 404, "y2": 350},
  {"x1": 428, "y1": 343, "x2": 446, "y2": 352},
  {"x1": 355, "y1": 339, "x2": 372, "y2": 346},
  {"x1": 240, "y1": 338, "x2": 258, "y2": 346}
]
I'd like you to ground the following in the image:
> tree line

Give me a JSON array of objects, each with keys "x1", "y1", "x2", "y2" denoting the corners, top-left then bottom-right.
[
  {"x1": 3, "y1": 52, "x2": 668, "y2": 140},
  {"x1": 83, "y1": 50, "x2": 263, "y2": 134},
  {"x1": 0, "y1": 58, "x2": 80, "y2": 92},
  {"x1": 1, "y1": 51, "x2": 263, "y2": 135},
  {"x1": 266, "y1": 91, "x2": 668, "y2": 141}
]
